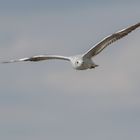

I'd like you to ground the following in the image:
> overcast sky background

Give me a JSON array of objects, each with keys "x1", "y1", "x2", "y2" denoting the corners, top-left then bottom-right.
[{"x1": 0, "y1": 0, "x2": 140, "y2": 140}]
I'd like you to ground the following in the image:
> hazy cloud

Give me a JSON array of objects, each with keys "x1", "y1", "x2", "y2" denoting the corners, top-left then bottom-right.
[{"x1": 0, "y1": 1, "x2": 140, "y2": 140}]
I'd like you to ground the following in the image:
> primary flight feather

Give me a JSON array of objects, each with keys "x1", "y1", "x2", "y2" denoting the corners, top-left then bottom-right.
[{"x1": 3, "y1": 23, "x2": 140, "y2": 70}]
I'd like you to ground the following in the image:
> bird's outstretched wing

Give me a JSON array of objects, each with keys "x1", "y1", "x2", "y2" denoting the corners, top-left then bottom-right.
[
  {"x1": 2, "y1": 55, "x2": 70, "y2": 63},
  {"x1": 83, "y1": 22, "x2": 140, "y2": 58}
]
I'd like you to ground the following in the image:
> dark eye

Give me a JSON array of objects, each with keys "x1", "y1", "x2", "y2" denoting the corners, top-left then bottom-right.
[{"x1": 76, "y1": 61, "x2": 79, "y2": 64}]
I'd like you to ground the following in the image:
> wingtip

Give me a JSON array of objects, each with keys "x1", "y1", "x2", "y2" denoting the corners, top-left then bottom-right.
[
  {"x1": 1, "y1": 60, "x2": 21, "y2": 64},
  {"x1": 1, "y1": 61, "x2": 10, "y2": 64},
  {"x1": 134, "y1": 22, "x2": 140, "y2": 27}
]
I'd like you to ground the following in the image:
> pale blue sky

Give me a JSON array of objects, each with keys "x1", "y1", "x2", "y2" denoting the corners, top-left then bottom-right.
[{"x1": 0, "y1": 0, "x2": 140, "y2": 140}]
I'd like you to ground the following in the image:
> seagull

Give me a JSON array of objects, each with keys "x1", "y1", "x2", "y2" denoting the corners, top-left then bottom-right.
[{"x1": 3, "y1": 23, "x2": 140, "y2": 70}]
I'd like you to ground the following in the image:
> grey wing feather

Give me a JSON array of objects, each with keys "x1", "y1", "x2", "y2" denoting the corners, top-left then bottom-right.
[
  {"x1": 83, "y1": 23, "x2": 140, "y2": 58},
  {"x1": 2, "y1": 55, "x2": 70, "y2": 63}
]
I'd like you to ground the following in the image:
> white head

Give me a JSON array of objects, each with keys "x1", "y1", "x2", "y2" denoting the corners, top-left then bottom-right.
[
  {"x1": 70, "y1": 55, "x2": 84, "y2": 70},
  {"x1": 70, "y1": 55, "x2": 98, "y2": 70}
]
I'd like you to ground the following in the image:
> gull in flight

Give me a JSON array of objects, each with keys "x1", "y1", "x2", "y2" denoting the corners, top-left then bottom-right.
[{"x1": 3, "y1": 23, "x2": 140, "y2": 70}]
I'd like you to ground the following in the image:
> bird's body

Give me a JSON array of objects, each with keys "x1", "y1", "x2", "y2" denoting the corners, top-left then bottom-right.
[
  {"x1": 69, "y1": 55, "x2": 98, "y2": 70},
  {"x1": 3, "y1": 23, "x2": 140, "y2": 70}
]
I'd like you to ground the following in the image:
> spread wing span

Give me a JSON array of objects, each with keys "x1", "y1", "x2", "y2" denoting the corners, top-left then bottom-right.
[
  {"x1": 83, "y1": 23, "x2": 140, "y2": 58},
  {"x1": 2, "y1": 55, "x2": 70, "y2": 63}
]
